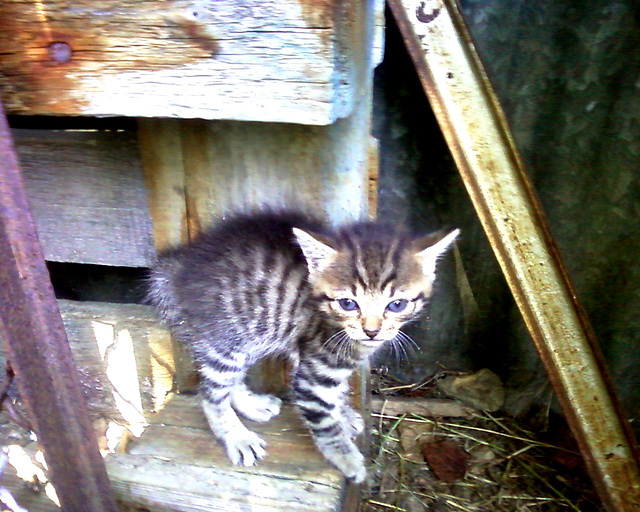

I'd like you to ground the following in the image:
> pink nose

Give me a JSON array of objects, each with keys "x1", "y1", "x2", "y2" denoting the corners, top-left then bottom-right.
[{"x1": 363, "y1": 328, "x2": 380, "y2": 339}]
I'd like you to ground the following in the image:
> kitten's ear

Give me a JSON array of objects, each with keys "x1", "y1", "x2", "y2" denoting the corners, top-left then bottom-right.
[
  {"x1": 414, "y1": 228, "x2": 460, "y2": 276},
  {"x1": 292, "y1": 227, "x2": 337, "y2": 276}
]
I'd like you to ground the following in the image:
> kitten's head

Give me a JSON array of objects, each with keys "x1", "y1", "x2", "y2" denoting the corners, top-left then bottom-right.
[{"x1": 293, "y1": 222, "x2": 459, "y2": 355}]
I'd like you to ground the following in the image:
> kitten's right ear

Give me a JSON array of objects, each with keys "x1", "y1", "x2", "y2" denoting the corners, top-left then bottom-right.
[
  {"x1": 414, "y1": 228, "x2": 460, "y2": 276},
  {"x1": 292, "y1": 228, "x2": 337, "y2": 277}
]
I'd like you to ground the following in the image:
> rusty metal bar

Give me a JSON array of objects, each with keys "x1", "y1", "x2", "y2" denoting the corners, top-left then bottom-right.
[
  {"x1": 387, "y1": 0, "x2": 640, "y2": 510},
  {"x1": 0, "y1": 101, "x2": 118, "y2": 512}
]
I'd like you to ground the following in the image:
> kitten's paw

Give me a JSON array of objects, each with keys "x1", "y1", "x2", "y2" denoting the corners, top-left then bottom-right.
[
  {"x1": 332, "y1": 448, "x2": 367, "y2": 483},
  {"x1": 233, "y1": 392, "x2": 282, "y2": 423},
  {"x1": 224, "y1": 429, "x2": 267, "y2": 467},
  {"x1": 342, "y1": 407, "x2": 364, "y2": 438},
  {"x1": 319, "y1": 440, "x2": 367, "y2": 483}
]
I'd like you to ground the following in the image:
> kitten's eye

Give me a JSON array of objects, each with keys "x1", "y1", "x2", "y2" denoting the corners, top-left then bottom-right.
[
  {"x1": 386, "y1": 299, "x2": 409, "y2": 313},
  {"x1": 337, "y1": 298, "x2": 359, "y2": 311}
]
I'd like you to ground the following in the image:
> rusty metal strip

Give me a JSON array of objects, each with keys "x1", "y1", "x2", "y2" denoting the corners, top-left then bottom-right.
[
  {"x1": 0, "y1": 101, "x2": 118, "y2": 512},
  {"x1": 387, "y1": 0, "x2": 640, "y2": 510}
]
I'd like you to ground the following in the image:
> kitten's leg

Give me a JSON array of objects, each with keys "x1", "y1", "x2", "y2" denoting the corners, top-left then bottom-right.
[
  {"x1": 230, "y1": 381, "x2": 282, "y2": 423},
  {"x1": 293, "y1": 359, "x2": 366, "y2": 483},
  {"x1": 341, "y1": 403, "x2": 365, "y2": 439},
  {"x1": 199, "y1": 352, "x2": 267, "y2": 467}
]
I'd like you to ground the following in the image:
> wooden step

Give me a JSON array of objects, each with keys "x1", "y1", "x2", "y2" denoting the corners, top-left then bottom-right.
[{"x1": 105, "y1": 394, "x2": 356, "y2": 512}]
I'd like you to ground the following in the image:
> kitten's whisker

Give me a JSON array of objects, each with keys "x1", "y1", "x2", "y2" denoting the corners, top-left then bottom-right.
[
  {"x1": 389, "y1": 338, "x2": 401, "y2": 365},
  {"x1": 389, "y1": 336, "x2": 409, "y2": 364},
  {"x1": 323, "y1": 329, "x2": 346, "y2": 345},
  {"x1": 397, "y1": 338, "x2": 410, "y2": 362},
  {"x1": 397, "y1": 330, "x2": 420, "y2": 352},
  {"x1": 321, "y1": 329, "x2": 347, "y2": 351}
]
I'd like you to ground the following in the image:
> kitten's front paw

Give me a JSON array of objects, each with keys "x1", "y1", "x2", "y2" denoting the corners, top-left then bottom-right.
[
  {"x1": 342, "y1": 406, "x2": 364, "y2": 438},
  {"x1": 224, "y1": 429, "x2": 267, "y2": 467},
  {"x1": 233, "y1": 392, "x2": 282, "y2": 423}
]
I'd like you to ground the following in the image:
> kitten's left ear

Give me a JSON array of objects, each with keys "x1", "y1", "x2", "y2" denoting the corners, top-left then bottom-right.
[
  {"x1": 293, "y1": 227, "x2": 337, "y2": 277},
  {"x1": 414, "y1": 228, "x2": 460, "y2": 276}
]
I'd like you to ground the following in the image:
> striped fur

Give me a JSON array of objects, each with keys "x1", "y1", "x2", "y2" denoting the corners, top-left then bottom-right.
[{"x1": 147, "y1": 211, "x2": 458, "y2": 482}]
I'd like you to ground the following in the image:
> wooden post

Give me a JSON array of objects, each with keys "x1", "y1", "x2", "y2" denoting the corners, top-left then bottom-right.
[{"x1": 138, "y1": 118, "x2": 198, "y2": 393}]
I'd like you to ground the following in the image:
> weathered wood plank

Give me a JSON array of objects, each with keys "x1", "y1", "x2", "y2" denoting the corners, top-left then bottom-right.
[
  {"x1": 105, "y1": 395, "x2": 345, "y2": 512},
  {"x1": 0, "y1": 0, "x2": 362, "y2": 124},
  {"x1": 0, "y1": 300, "x2": 174, "y2": 426},
  {"x1": 138, "y1": 118, "x2": 189, "y2": 252},
  {"x1": 13, "y1": 129, "x2": 155, "y2": 267},
  {"x1": 109, "y1": 456, "x2": 342, "y2": 512}
]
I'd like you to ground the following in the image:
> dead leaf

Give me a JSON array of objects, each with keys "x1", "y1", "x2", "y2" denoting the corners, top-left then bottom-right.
[
  {"x1": 399, "y1": 421, "x2": 435, "y2": 463},
  {"x1": 421, "y1": 439, "x2": 468, "y2": 482}
]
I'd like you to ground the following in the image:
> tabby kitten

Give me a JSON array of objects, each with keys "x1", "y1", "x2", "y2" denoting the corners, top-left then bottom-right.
[{"x1": 147, "y1": 211, "x2": 458, "y2": 483}]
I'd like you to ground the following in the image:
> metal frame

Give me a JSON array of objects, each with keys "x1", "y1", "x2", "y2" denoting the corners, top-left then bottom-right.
[
  {"x1": 0, "y1": 100, "x2": 118, "y2": 512},
  {"x1": 387, "y1": 0, "x2": 640, "y2": 510}
]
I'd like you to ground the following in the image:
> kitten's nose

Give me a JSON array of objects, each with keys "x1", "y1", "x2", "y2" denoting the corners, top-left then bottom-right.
[{"x1": 363, "y1": 328, "x2": 380, "y2": 339}]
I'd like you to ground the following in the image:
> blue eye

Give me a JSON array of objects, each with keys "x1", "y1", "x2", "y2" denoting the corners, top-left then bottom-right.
[
  {"x1": 337, "y1": 298, "x2": 359, "y2": 311},
  {"x1": 386, "y1": 299, "x2": 408, "y2": 313}
]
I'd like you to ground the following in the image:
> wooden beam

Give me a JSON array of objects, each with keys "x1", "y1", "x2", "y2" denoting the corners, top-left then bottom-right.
[
  {"x1": 177, "y1": 112, "x2": 373, "y2": 394},
  {"x1": 14, "y1": 129, "x2": 155, "y2": 267},
  {"x1": 138, "y1": 118, "x2": 196, "y2": 392},
  {"x1": 0, "y1": 299, "x2": 175, "y2": 439},
  {"x1": 0, "y1": 0, "x2": 362, "y2": 124},
  {"x1": 105, "y1": 395, "x2": 345, "y2": 512},
  {"x1": 138, "y1": 118, "x2": 189, "y2": 251}
]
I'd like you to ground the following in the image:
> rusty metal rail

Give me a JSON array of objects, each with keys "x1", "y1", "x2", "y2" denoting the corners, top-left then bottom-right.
[
  {"x1": 387, "y1": 0, "x2": 640, "y2": 510},
  {"x1": 0, "y1": 101, "x2": 118, "y2": 512}
]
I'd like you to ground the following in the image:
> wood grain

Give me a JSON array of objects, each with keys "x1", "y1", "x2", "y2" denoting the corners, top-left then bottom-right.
[
  {"x1": 138, "y1": 118, "x2": 189, "y2": 251},
  {"x1": 14, "y1": 129, "x2": 155, "y2": 267},
  {"x1": 105, "y1": 395, "x2": 345, "y2": 512},
  {"x1": 138, "y1": 118, "x2": 198, "y2": 392},
  {"x1": 0, "y1": 0, "x2": 360, "y2": 124},
  {"x1": 0, "y1": 300, "x2": 175, "y2": 424}
]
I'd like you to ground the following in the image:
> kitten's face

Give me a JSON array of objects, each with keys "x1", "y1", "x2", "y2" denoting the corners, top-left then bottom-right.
[{"x1": 294, "y1": 224, "x2": 459, "y2": 355}]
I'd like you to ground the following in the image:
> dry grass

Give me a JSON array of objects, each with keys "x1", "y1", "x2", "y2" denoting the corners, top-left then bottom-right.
[{"x1": 360, "y1": 403, "x2": 600, "y2": 512}]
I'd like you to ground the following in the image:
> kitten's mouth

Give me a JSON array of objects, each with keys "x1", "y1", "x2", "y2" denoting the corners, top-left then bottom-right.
[{"x1": 359, "y1": 338, "x2": 384, "y2": 347}]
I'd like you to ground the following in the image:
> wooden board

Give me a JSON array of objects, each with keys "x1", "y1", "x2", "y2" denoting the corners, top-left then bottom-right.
[
  {"x1": 105, "y1": 395, "x2": 349, "y2": 512},
  {"x1": 0, "y1": 300, "x2": 174, "y2": 425},
  {"x1": 0, "y1": 0, "x2": 371, "y2": 124},
  {"x1": 13, "y1": 129, "x2": 155, "y2": 267}
]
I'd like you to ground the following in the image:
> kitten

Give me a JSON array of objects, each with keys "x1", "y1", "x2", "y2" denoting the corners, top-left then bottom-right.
[{"x1": 147, "y1": 211, "x2": 459, "y2": 483}]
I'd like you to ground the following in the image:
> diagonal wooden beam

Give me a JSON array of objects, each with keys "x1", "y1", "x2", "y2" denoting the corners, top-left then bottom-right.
[
  {"x1": 386, "y1": 0, "x2": 640, "y2": 510},
  {"x1": 0, "y1": 100, "x2": 118, "y2": 512}
]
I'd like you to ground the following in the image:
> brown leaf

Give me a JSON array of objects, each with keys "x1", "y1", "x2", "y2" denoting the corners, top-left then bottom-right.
[
  {"x1": 399, "y1": 421, "x2": 435, "y2": 463},
  {"x1": 420, "y1": 440, "x2": 468, "y2": 482}
]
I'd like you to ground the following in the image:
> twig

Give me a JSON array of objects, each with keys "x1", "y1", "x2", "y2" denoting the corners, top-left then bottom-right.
[{"x1": 365, "y1": 500, "x2": 407, "y2": 511}]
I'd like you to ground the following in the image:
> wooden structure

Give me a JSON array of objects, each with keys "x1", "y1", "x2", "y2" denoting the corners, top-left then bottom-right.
[{"x1": 0, "y1": 1, "x2": 383, "y2": 510}]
